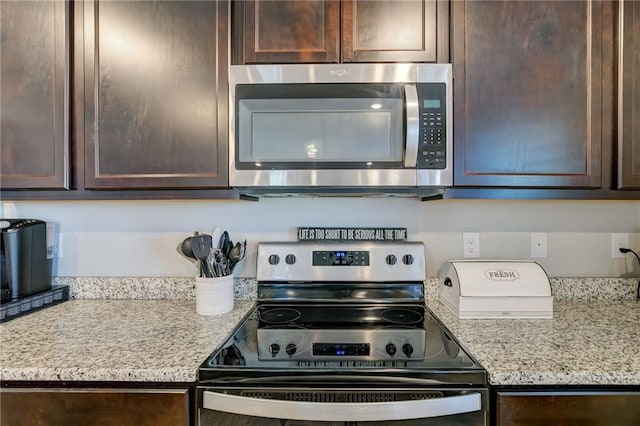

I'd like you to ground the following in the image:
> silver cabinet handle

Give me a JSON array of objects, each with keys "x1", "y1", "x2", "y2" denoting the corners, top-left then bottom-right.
[
  {"x1": 404, "y1": 84, "x2": 419, "y2": 168},
  {"x1": 203, "y1": 391, "x2": 481, "y2": 422}
]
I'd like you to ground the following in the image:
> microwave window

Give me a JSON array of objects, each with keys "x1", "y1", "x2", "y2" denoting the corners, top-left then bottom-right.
[{"x1": 238, "y1": 98, "x2": 403, "y2": 164}]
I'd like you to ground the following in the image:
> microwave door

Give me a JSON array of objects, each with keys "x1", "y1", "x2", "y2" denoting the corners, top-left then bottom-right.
[
  {"x1": 404, "y1": 85, "x2": 419, "y2": 168},
  {"x1": 231, "y1": 83, "x2": 416, "y2": 188}
]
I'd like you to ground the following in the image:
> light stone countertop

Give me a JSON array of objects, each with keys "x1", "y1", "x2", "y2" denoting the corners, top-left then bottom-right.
[
  {"x1": 2, "y1": 284, "x2": 639, "y2": 386},
  {"x1": 428, "y1": 299, "x2": 640, "y2": 386},
  {"x1": 0, "y1": 299, "x2": 255, "y2": 383}
]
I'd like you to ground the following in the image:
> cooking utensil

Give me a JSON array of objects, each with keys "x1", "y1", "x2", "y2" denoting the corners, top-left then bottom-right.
[
  {"x1": 180, "y1": 237, "x2": 197, "y2": 260},
  {"x1": 211, "y1": 227, "x2": 222, "y2": 250},
  {"x1": 207, "y1": 248, "x2": 230, "y2": 277},
  {"x1": 191, "y1": 233, "x2": 213, "y2": 277},
  {"x1": 219, "y1": 231, "x2": 230, "y2": 254},
  {"x1": 228, "y1": 239, "x2": 247, "y2": 273}
]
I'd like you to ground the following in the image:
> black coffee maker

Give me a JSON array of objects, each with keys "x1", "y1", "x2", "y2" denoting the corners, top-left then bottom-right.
[{"x1": 1, "y1": 219, "x2": 52, "y2": 302}]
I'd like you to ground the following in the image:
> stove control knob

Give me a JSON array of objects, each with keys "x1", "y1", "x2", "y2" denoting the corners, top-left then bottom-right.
[
  {"x1": 402, "y1": 343, "x2": 414, "y2": 358},
  {"x1": 385, "y1": 343, "x2": 397, "y2": 357},
  {"x1": 286, "y1": 343, "x2": 297, "y2": 357},
  {"x1": 268, "y1": 254, "x2": 280, "y2": 265},
  {"x1": 385, "y1": 255, "x2": 397, "y2": 266},
  {"x1": 269, "y1": 343, "x2": 280, "y2": 357},
  {"x1": 402, "y1": 254, "x2": 414, "y2": 265},
  {"x1": 285, "y1": 254, "x2": 296, "y2": 265}
]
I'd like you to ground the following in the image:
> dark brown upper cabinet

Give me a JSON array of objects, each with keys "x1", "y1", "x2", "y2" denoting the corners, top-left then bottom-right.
[
  {"x1": 618, "y1": 0, "x2": 640, "y2": 189},
  {"x1": 83, "y1": 0, "x2": 228, "y2": 190},
  {"x1": 235, "y1": 0, "x2": 340, "y2": 64},
  {"x1": 452, "y1": 0, "x2": 610, "y2": 188},
  {"x1": 233, "y1": 0, "x2": 447, "y2": 64},
  {"x1": 0, "y1": 1, "x2": 70, "y2": 190},
  {"x1": 341, "y1": 0, "x2": 448, "y2": 63}
]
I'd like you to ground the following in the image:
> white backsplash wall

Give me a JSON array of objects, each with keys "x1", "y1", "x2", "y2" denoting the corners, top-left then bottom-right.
[{"x1": 2, "y1": 199, "x2": 639, "y2": 278}]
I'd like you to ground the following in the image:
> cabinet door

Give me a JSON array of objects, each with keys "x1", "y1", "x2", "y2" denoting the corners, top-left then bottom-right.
[
  {"x1": 341, "y1": 0, "x2": 447, "y2": 63},
  {"x1": 496, "y1": 391, "x2": 640, "y2": 426},
  {"x1": 452, "y1": 0, "x2": 606, "y2": 188},
  {"x1": 618, "y1": 0, "x2": 640, "y2": 189},
  {"x1": 0, "y1": 1, "x2": 69, "y2": 189},
  {"x1": 0, "y1": 388, "x2": 190, "y2": 426},
  {"x1": 236, "y1": 0, "x2": 340, "y2": 64},
  {"x1": 83, "y1": 0, "x2": 228, "y2": 189}
]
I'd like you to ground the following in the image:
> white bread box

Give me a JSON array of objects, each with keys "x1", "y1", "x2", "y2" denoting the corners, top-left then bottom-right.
[{"x1": 439, "y1": 260, "x2": 553, "y2": 319}]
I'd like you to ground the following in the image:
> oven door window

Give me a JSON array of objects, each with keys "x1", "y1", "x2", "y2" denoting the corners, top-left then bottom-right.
[{"x1": 235, "y1": 84, "x2": 404, "y2": 170}]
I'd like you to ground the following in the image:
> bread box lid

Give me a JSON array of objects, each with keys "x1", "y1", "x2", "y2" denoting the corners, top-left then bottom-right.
[{"x1": 438, "y1": 260, "x2": 553, "y2": 319}]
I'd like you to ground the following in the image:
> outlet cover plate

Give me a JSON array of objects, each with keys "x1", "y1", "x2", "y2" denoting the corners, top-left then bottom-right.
[
  {"x1": 463, "y1": 232, "x2": 480, "y2": 258},
  {"x1": 611, "y1": 233, "x2": 629, "y2": 258}
]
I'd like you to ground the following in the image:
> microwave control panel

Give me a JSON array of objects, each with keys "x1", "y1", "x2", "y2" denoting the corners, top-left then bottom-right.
[{"x1": 416, "y1": 83, "x2": 446, "y2": 169}]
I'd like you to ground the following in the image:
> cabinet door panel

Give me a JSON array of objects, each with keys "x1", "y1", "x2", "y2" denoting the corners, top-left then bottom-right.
[
  {"x1": 453, "y1": 0, "x2": 604, "y2": 188},
  {"x1": 0, "y1": 388, "x2": 189, "y2": 426},
  {"x1": 0, "y1": 1, "x2": 69, "y2": 189},
  {"x1": 239, "y1": 0, "x2": 339, "y2": 64},
  {"x1": 619, "y1": 0, "x2": 640, "y2": 189},
  {"x1": 84, "y1": 0, "x2": 228, "y2": 189},
  {"x1": 341, "y1": 0, "x2": 445, "y2": 63},
  {"x1": 496, "y1": 391, "x2": 640, "y2": 426}
]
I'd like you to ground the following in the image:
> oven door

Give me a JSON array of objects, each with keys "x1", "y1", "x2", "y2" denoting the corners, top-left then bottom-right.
[{"x1": 198, "y1": 386, "x2": 488, "y2": 425}]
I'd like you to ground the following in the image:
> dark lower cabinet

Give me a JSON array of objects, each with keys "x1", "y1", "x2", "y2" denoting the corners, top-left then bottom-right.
[
  {"x1": 452, "y1": 0, "x2": 611, "y2": 189},
  {"x1": 0, "y1": 387, "x2": 190, "y2": 426},
  {"x1": 496, "y1": 390, "x2": 640, "y2": 426},
  {"x1": 0, "y1": 0, "x2": 70, "y2": 190},
  {"x1": 83, "y1": 0, "x2": 229, "y2": 189},
  {"x1": 618, "y1": 0, "x2": 640, "y2": 189}
]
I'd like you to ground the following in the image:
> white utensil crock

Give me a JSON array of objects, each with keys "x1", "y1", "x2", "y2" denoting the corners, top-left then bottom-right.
[{"x1": 196, "y1": 275, "x2": 234, "y2": 315}]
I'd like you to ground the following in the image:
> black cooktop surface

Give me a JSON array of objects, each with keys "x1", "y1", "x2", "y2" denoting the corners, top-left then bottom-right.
[{"x1": 199, "y1": 305, "x2": 486, "y2": 385}]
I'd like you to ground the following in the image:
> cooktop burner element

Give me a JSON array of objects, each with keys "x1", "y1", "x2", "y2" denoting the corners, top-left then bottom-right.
[
  {"x1": 258, "y1": 308, "x2": 301, "y2": 324},
  {"x1": 381, "y1": 308, "x2": 424, "y2": 325}
]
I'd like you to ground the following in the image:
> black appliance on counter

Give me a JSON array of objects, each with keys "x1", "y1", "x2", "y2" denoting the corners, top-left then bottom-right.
[
  {"x1": 1, "y1": 219, "x2": 52, "y2": 302},
  {"x1": 197, "y1": 242, "x2": 488, "y2": 425}
]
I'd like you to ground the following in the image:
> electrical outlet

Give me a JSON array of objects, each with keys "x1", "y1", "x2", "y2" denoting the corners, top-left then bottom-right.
[
  {"x1": 463, "y1": 232, "x2": 480, "y2": 258},
  {"x1": 611, "y1": 233, "x2": 629, "y2": 258},
  {"x1": 530, "y1": 232, "x2": 547, "y2": 258},
  {"x1": 46, "y1": 223, "x2": 56, "y2": 260}
]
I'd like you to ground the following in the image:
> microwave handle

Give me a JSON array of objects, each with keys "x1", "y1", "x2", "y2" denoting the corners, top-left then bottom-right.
[{"x1": 404, "y1": 84, "x2": 419, "y2": 168}]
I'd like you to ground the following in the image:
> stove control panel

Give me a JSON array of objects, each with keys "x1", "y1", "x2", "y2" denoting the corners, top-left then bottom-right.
[{"x1": 257, "y1": 242, "x2": 426, "y2": 282}]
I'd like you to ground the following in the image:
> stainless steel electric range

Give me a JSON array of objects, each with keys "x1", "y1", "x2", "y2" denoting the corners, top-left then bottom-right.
[{"x1": 197, "y1": 242, "x2": 488, "y2": 425}]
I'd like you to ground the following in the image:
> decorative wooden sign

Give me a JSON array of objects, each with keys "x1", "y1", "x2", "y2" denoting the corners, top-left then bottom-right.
[{"x1": 297, "y1": 227, "x2": 407, "y2": 241}]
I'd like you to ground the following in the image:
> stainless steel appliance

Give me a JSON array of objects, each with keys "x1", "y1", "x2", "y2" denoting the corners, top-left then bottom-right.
[
  {"x1": 197, "y1": 242, "x2": 488, "y2": 425},
  {"x1": 1, "y1": 219, "x2": 52, "y2": 302},
  {"x1": 229, "y1": 63, "x2": 452, "y2": 197}
]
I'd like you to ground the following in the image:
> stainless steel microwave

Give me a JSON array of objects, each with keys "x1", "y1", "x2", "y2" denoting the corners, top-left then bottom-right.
[{"x1": 229, "y1": 63, "x2": 452, "y2": 197}]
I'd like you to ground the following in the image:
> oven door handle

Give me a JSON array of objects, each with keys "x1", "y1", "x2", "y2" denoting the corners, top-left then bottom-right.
[
  {"x1": 404, "y1": 84, "x2": 419, "y2": 168},
  {"x1": 203, "y1": 391, "x2": 481, "y2": 421}
]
